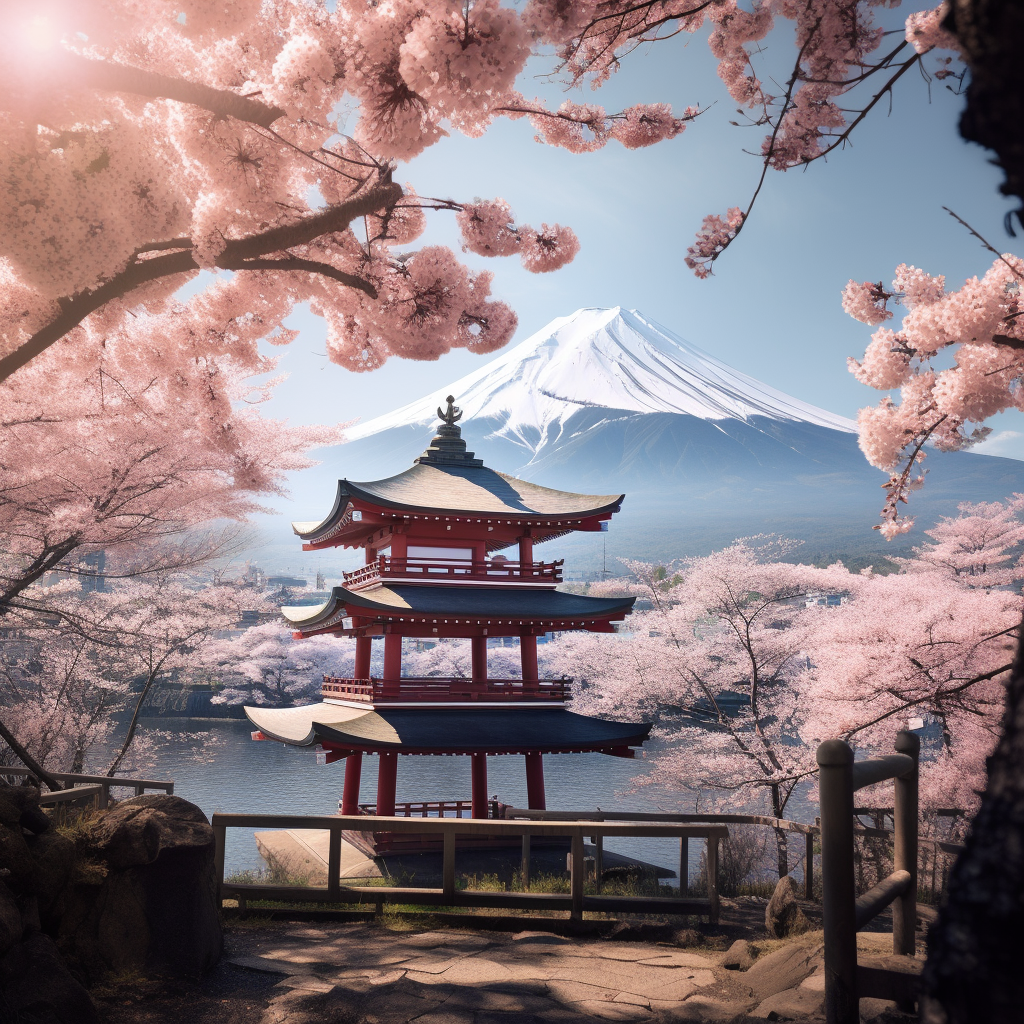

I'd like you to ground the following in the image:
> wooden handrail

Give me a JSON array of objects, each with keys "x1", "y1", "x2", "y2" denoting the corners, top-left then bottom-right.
[
  {"x1": 212, "y1": 811, "x2": 727, "y2": 924},
  {"x1": 0, "y1": 767, "x2": 174, "y2": 810},
  {"x1": 342, "y1": 556, "x2": 564, "y2": 589},
  {"x1": 322, "y1": 676, "x2": 572, "y2": 703}
]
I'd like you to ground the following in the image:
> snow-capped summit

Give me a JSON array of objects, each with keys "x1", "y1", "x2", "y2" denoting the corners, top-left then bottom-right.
[{"x1": 346, "y1": 307, "x2": 855, "y2": 452}]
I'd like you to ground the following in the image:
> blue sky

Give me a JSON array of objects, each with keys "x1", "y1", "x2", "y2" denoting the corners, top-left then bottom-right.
[{"x1": 240, "y1": 15, "x2": 1024, "y2": 570}]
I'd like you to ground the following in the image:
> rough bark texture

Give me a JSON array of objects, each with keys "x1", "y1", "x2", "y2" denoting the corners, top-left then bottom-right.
[
  {"x1": 918, "y1": 9, "x2": 1024, "y2": 1021},
  {"x1": 950, "y1": 0, "x2": 1024, "y2": 218},
  {"x1": 920, "y1": 611, "x2": 1024, "y2": 1023}
]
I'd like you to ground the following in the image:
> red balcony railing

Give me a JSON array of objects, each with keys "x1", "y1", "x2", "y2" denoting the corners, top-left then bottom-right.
[
  {"x1": 342, "y1": 556, "x2": 563, "y2": 589},
  {"x1": 322, "y1": 675, "x2": 572, "y2": 703}
]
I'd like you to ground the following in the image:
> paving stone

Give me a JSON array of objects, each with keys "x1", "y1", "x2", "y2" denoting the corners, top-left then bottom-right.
[
  {"x1": 645, "y1": 971, "x2": 717, "y2": 1003},
  {"x1": 439, "y1": 958, "x2": 518, "y2": 985},
  {"x1": 226, "y1": 954, "x2": 316, "y2": 975},
  {"x1": 546, "y1": 978, "x2": 624, "y2": 1004},
  {"x1": 404, "y1": 954, "x2": 472, "y2": 975},
  {"x1": 613, "y1": 992, "x2": 652, "y2": 1007},
  {"x1": 512, "y1": 931, "x2": 571, "y2": 945},
  {"x1": 274, "y1": 975, "x2": 337, "y2": 994},
  {"x1": 440, "y1": 986, "x2": 555, "y2": 1013},
  {"x1": 574, "y1": 999, "x2": 653, "y2": 1020},
  {"x1": 653, "y1": 995, "x2": 757, "y2": 1021},
  {"x1": 799, "y1": 970, "x2": 825, "y2": 993},
  {"x1": 635, "y1": 952, "x2": 719, "y2": 970},
  {"x1": 407, "y1": 1014, "x2": 474, "y2": 1024},
  {"x1": 369, "y1": 969, "x2": 408, "y2": 986}
]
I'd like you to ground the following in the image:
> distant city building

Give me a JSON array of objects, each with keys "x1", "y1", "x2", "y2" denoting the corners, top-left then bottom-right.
[
  {"x1": 267, "y1": 575, "x2": 307, "y2": 589},
  {"x1": 80, "y1": 551, "x2": 106, "y2": 592},
  {"x1": 805, "y1": 592, "x2": 847, "y2": 608}
]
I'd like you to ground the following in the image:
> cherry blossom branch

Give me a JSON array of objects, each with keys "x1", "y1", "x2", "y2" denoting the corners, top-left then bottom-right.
[
  {"x1": 0, "y1": 717, "x2": 61, "y2": 791},
  {"x1": 877, "y1": 415, "x2": 947, "y2": 533},
  {"x1": 56, "y1": 51, "x2": 286, "y2": 128},
  {"x1": 0, "y1": 183, "x2": 401, "y2": 381},
  {"x1": 942, "y1": 206, "x2": 1024, "y2": 282}
]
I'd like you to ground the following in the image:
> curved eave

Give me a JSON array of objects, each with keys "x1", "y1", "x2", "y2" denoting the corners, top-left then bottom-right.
[
  {"x1": 291, "y1": 480, "x2": 352, "y2": 541},
  {"x1": 284, "y1": 585, "x2": 635, "y2": 633},
  {"x1": 246, "y1": 704, "x2": 651, "y2": 753}
]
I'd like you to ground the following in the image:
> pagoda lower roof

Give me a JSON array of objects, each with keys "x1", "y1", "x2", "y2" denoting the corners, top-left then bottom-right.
[
  {"x1": 245, "y1": 703, "x2": 651, "y2": 755},
  {"x1": 292, "y1": 464, "x2": 623, "y2": 543},
  {"x1": 282, "y1": 584, "x2": 635, "y2": 631}
]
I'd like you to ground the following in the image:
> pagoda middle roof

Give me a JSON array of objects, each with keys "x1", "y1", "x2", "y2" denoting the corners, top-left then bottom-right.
[
  {"x1": 292, "y1": 463, "x2": 623, "y2": 539},
  {"x1": 245, "y1": 703, "x2": 651, "y2": 753},
  {"x1": 282, "y1": 584, "x2": 635, "y2": 627}
]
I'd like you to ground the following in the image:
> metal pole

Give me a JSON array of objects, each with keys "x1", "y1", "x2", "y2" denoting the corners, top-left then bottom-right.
[
  {"x1": 818, "y1": 739, "x2": 858, "y2": 1024},
  {"x1": 570, "y1": 830, "x2": 585, "y2": 921},
  {"x1": 892, "y1": 730, "x2": 920, "y2": 957}
]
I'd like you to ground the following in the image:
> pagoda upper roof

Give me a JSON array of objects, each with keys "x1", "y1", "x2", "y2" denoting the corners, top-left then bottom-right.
[
  {"x1": 245, "y1": 703, "x2": 651, "y2": 754},
  {"x1": 292, "y1": 396, "x2": 623, "y2": 546},
  {"x1": 282, "y1": 584, "x2": 635, "y2": 629},
  {"x1": 291, "y1": 464, "x2": 623, "y2": 542}
]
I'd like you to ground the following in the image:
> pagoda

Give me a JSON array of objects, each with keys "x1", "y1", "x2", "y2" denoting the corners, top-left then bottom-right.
[{"x1": 245, "y1": 397, "x2": 650, "y2": 844}]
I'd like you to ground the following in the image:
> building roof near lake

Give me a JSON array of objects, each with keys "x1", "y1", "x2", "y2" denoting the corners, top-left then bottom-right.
[{"x1": 245, "y1": 703, "x2": 650, "y2": 755}]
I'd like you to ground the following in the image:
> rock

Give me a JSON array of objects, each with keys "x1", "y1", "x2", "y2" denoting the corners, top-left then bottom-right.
[
  {"x1": 88, "y1": 794, "x2": 212, "y2": 870},
  {"x1": 744, "y1": 940, "x2": 823, "y2": 1002},
  {"x1": 722, "y1": 938, "x2": 754, "y2": 971},
  {"x1": 752, "y1": 984, "x2": 825, "y2": 1019},
  {"x1": 28, "y1": 831, "x2": 76, "y2": 925},
  {"x1": 0, "y1": 824, "x2": 35, "y2": 891},
  {"x1": 0, "y1": 782, "x2": 49, "y2": 836},
  {"x1": 765, "y1": 875, "x2": 811, "y2": 939},
  {"x1": 0, "y1": 933, "x2": 97, "y2": 1023},
  {"x1": 62, "y1": 794, "x2": 222, "y2": 980},
  {"x1": 0, "y1": 883, "x2": 21, "y2": 958}
]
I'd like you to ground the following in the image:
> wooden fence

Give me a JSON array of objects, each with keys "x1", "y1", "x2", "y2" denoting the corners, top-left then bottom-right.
[
  {"x1": 818, "y1": 731, "x2": 925, "y2": 1024},
  {"x1": 0, "y1": 766, "x2": 174, "y2": 810},
  {"x1": 212, "y1": 812, "x2": 728, "y2": 923}
]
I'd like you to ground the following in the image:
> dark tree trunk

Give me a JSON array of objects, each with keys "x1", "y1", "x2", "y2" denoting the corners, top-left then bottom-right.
[
  {"x1": 771, "y1": 783, "x2": 789, "y2": 878},
  {"x1": 920, "y1": 612, "x2": 1024, "y2": 1023},
  {"x1": 920, "y1": 8, "x2": 1024, "y2": 1022},
  {"x1": 949, "y1": 0, "x2": 1024, "y2": 218}
]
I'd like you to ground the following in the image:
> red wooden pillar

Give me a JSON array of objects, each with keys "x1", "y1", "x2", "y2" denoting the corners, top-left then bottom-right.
[
  {"x1": 376, "y1": 752, "x2": 397, "y2": 817},
  {"x1": 354, "y1": 638, "x2": 372, "y2": 679},
  {"x1": 519, "y1": 533, "x2": 533, "y2": 564},
  {"x1": 471, "y1": 636, "x2": 488, "y2": 684},
  {"x1": 525, "y1": 752, "x2": 546, "y2": 810},
  {"x1": 521, "y1": 633, "x2": 538, "y2": 686},
  {"x1": 383, "y1": 633, "x2": 402, "y2": 696},
  {"x1": 341, "y1": 752, "x2": 362, "y2": 815},
  {"x1": 471, "y1": 753, "x2": 488, "y2": 818}
]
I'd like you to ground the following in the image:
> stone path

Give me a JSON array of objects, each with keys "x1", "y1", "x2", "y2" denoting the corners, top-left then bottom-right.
[{"x1": 223, "y1": 922, "x2": 915, "y2": 1024}]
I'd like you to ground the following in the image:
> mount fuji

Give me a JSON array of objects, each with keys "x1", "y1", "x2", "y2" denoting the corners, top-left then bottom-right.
[{"x1": 321, "y1": 307, "x2": 1024, "y2": 569}]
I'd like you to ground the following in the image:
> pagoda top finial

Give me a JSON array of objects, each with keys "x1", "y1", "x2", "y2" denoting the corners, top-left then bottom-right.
[{"x1": 438, "y1": 395, "x2": 463, "y2": 426}]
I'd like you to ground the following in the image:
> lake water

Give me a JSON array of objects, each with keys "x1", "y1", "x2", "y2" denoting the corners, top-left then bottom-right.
[{"x1": 100, "y1": 719, "x2": 739, "y2": 880}]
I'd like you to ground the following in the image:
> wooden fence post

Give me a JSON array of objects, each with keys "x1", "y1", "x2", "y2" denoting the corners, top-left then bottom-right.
[
  {"x1": 443, "y1": 829, "x2": 456, "y2": 903},
  {"x1": 521, "y1": 834, "x2": 531, "y2": 889},
  {"x1": 818, "y1": 739, "x2": 858, "y2": 1024},
  {"x1": 805, "y1": 830, "x2": 815, "y2": 900},
  {"x1": 679, "y1": 835, "x2": 689, "y2": 897},
  {"x1": 706, "y1": 834, "x2": 720, "y2": 925},
  {"x1": 213, "y1": 823, "x2": 226, "y2": 906},
  {"x1": 328, "y1": 825, "x2": 342, "y2": 900},
  {"x1": 892, "y1": 730, "x2": 919, "y2": 958},
  {"x1": 570, "y1": 831, "x2": 585, "y2": 921}
]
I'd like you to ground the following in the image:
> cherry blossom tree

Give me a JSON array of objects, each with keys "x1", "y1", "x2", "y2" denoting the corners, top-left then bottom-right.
[
  {"x1": 208, "y1": 622, "x2": 347, "y2": 708},
  {"x1": 0, "y1": 285, "x2": 339, "y2": 623},
  {"x1": 551, "y1": 541, "x2": 850, "y2": 877},
  {"x1": 0, "y1": 576, "x2": 242, "y2": 776}
]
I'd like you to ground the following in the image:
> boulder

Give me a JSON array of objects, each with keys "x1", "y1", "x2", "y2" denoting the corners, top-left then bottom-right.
[
  {"x1": 27, "y1": 831, "x2": 77, "y2": 925},
  {"x1": 88, "y1": 794, "x2": 212, "y2": 870},
  {"x1": 721, "y1": 938, "x2": 754, "y2": 971},
  {"x1": 744, "y1": 939, "x2": 823, "y2": 1002},
  {"x1": 0, "y1": 933, "x2": 97, "y2": 1023},
  {"x1": 0, "y1": 824, "x2": 35, "y2": 892},
  {"x1": 62, "y1": 794, "x2": 222, "y2": 980},
  {"x1": 765, "y1": 874, "x2": 811, "y2": 939},
  {"x1": 0, "y1": 883, "x2": 21, "y2": 958},
  {"x1": 0, "y1": 781, "x2": 50, "y2": 835}
]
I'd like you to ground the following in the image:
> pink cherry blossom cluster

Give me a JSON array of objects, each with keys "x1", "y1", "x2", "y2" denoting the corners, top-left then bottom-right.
[
  {"x1": 685, "y1": 207, "x2": 744, "y2": 279},
  {"x1": 847, "y1": 254, "x2": 1024, "y2": 533},
  {"x1": 454, "y1": 198, "x2": 580, "y2": 275}
]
